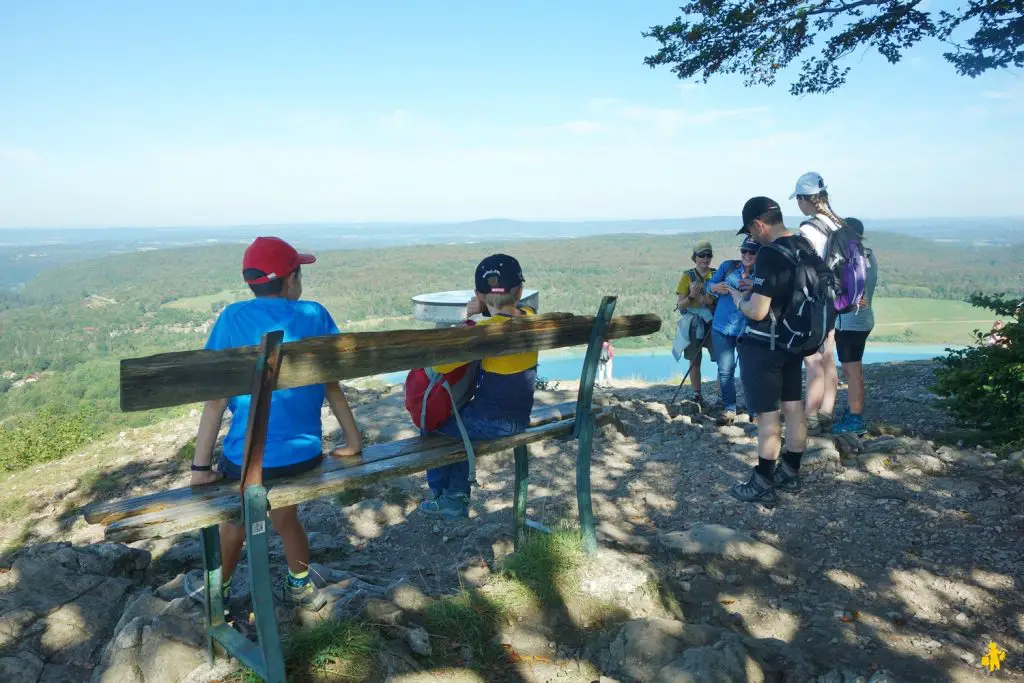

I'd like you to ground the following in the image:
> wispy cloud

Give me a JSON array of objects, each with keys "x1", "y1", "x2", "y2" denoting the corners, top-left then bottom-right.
[
  {"x1": 559, "y1": 120, "x2": 604, "y2": 134},
  {"x1": 377, "y1": 109, "x2": 444, "y2": 139},
  {"x1": 0, "y1": 146, "x2": 43, "y2": 165},
  {"x1": 585, "y1": 97, "x2": 770, "y2": 136},
  {"x1": 981, "y1": 90, "x2": 1014, "y2": 101}
]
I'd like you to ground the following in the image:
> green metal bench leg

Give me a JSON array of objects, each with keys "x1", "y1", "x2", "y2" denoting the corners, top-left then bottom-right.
[
  {"x1": 575, "y1": 410, "x2": 599, "y2": 554},
  {"x1": 571, "y1": 295, "x2": 617, "y2": 556},
  {"x1": 244, "y1": 485, "x2": 286, "y2": 683},
  {"x1": 200, "y1": 524, "x2": 225, "y2": 665},
  {"x1": 513, "y1": 444, "x2": 529, "y2": 550}
]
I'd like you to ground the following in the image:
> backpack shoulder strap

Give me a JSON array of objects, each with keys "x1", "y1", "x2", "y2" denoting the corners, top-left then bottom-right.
[
  {"x1": 760, "y1": 241, "x2": 798, "y2": 265},
  {"x1": 802, "y1": 216, "x2": 831, "y2": 238}
]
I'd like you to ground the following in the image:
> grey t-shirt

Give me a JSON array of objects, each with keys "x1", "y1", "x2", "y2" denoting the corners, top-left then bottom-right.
[{"x1": 836, "y1": 248, "x2": 878, "y2": 332}]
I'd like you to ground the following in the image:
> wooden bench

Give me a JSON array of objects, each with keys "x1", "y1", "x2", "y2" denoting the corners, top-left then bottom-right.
[{"x1": 83, "y1": 296, "x2": 660, "y2": 682}]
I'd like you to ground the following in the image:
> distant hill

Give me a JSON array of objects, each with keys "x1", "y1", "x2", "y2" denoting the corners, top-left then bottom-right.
[{"x1": 2, "y1": 216, "x2": 1021, "y2": 289}]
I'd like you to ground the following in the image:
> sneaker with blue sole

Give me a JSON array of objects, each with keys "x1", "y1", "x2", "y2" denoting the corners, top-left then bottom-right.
[
  {"x1": 418, "y1": 492, "x2": 470, "y2": 519},
  {"x1": 832, "y1": 414, "x2": 866, "y2": 434}
]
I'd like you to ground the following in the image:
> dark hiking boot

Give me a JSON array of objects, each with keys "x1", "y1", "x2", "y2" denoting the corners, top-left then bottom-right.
[
  {"x1": 728, "y1": 469, "x2": 777, "y2": 508},
  {"x1": 772, "y1": 460, "x2": 802, "y2": 494}
]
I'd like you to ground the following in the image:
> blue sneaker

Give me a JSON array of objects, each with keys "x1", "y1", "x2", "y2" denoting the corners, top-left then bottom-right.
[
  {"x1": 832, "y1": 414, "x2": 865, "y2": 434},
  {"x1": 418, "y1": 492, "x2": 469, "y2": 519}
]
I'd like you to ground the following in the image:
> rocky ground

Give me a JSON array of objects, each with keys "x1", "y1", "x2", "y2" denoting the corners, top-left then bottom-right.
[{"x1": 1, "y1": 360, "x2": 1023, "y2": 682}]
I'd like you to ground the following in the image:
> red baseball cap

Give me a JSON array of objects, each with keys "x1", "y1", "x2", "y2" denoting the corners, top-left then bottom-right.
[{"x1": 242, "y1": 236, "x2": 316, "y2": 284}]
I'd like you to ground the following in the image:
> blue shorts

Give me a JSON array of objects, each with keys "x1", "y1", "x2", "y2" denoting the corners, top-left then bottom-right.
[{"x1": 217, "y1": 454, "x2": 324, "y2": 481}]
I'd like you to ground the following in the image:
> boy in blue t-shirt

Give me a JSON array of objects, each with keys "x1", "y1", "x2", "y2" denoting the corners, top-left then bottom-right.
[
  {"x1": 185, "y1": 236, "x2": 362, "y2": 614},
  {"x1": 419, "y1": 254, "x2": 538, "y2": 519}
]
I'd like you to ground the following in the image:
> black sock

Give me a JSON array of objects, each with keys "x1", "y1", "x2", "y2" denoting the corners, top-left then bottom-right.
[
  {"x1": 755, "y1": 457, "x2": 776, "y2": 478},
  {"x1": 782, "y1": 450, "x2": 804, "y2": 471}
]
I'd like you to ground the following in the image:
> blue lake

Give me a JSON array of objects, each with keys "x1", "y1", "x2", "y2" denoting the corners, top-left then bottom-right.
[{"x1": 381, "y1": 343, "x2": 954, "y2": 385}]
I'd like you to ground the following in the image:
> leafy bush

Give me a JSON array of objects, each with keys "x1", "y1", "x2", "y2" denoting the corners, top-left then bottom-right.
[
  {"x1": 0, "y1": 408, "x2": 95, "y2": 473},
  {"x1": 934, "y1": 293, "x2": 1024, "y2": 444}
]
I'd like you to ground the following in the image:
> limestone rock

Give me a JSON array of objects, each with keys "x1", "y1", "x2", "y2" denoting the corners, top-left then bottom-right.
[
  {"x1": 92, "y1": 593, "x2": 213, "y2": 683},
  {"x1": 605, "y1": 618, "x2": 722, "y2": 682},
  {"x1": 405, "y1": 625, "x2": 432, "y2": 656},
  {"x1": 659, "y1": 524, "x2": 791, "y2": 570},
  {"x1": 0, "y1": 650, "x2": 45, "y2": 683}
]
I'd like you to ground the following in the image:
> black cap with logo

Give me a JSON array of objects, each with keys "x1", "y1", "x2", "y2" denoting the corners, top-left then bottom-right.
[
  {"x1": 738, "y1": 196, "x2": 782, "y2": 235},
  {"x1": 475, "y1": 254, "x2": 525, "y2": 294}
]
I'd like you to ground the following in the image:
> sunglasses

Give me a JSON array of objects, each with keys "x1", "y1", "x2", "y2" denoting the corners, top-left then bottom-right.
[
  {"x1": 695, "y1": 251, "x2": 713, "y2": 259},
  {"x1": 740, "y1": 249, "x2": 757, "y2": 255}
]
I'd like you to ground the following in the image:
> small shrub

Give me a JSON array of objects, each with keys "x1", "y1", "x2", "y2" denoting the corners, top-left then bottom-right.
[{"x1": 934, "y1": 293, "x2": 1024, "y2": 445}]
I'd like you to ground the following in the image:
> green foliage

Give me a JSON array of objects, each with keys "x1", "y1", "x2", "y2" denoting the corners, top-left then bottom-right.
[
  {"x1": 644, "y1": 1, "x2": 1022, "y2": 95},
  {"x1": 934, "y1": 293, "x2": 1024, "y2": 444},
  {"x1": 0, "y1": 408, "x2": 95, "y2": 473},
  {"x1": 233, "y1": 619, "x2": 375, "y2": 682}
]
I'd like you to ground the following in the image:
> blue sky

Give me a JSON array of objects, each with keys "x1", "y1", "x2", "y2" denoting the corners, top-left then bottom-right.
[{"x1": 1, "y1": 1, "x2": 1022, "y2": 228}]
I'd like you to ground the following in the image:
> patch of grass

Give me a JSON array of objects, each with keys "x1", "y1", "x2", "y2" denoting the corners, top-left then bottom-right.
[
  {"x1": 499, "y1": 525, "x2": 586, "y2": 606},
  {"x1": 423, "y1": 589, "x2": 508, "y2": 671},
  {"x1": 174, "y1": 437, "x2": 197, "y2": 463},
  {"x1": 162, "y1": 289, "x2": 243, "y2": 312},
  {"x1": 77, "y1": 468, "x2": 120, "y2": 495},
  {"x1": 0, "y1": 496, "x2": 26, "y2": 524},
  {"x1": 233, "y1": 619, "x2": 376, "y2": 683}
]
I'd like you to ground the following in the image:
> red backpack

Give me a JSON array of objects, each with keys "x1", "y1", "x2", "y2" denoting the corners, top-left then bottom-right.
[{"x1": 404, "y1": 361, "x2": 479, "y2": 432}]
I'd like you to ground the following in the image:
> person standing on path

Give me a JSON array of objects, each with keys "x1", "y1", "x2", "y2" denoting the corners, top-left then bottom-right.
[
  {"x1": 708, "y1": 235, "x2": 759, "y2": 423},
  {"x1": 674, "y1": 240, "x2": 717, "y2": 407},
  {"x1": 726, "y1": 197, "x2": 811, "y2": 507},
  {"x1": 792, "y1": 171, "x2": 844, "y2": 435},
  {"x1": 833, "y1": 217, "x2": 878, "y2": 434},
  {"x1": 598, "y1": 340, "x2": 614, "y2": 387}
]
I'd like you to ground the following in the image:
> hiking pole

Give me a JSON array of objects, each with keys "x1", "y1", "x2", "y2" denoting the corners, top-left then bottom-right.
[{"x1": 670, "y1": 352, "x2": 702, "y2": 404}]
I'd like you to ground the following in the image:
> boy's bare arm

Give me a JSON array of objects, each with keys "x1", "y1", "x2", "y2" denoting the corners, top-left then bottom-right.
[
  {"x1": 191, "y1": 398, "x2": 228, "y2": 486},
  {"x1": 325, "y1": 382, "x2": 363, "y2": 457}
]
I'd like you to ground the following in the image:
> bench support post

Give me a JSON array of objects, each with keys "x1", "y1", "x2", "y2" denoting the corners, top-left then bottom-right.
[
  {"x1": 512, "y1": 444, "x2": 529, "y2": 549},
  {"x1": 574, "y1": 296, "x2": 616, "y2": 555},
  {"x1": 200, "y1": 330, "x2": 286, "y2": 683},
  {"x1": 200, "y1": 524, "x2": 224, "y2": 664},
  {"x1": 243, "y1": 484, "x2": 286, "y2": 682}
]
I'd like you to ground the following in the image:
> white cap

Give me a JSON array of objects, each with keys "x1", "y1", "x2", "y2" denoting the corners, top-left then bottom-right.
[{"x1": 789, "y1": 171, "x2": 827, "y2": 199}]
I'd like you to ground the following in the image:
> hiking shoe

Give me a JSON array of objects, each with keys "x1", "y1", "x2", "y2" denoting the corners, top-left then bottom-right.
[
  {"x1": 280, "y1": 579, "x2": 328, "y2": 613},
  {"x1": 183, "y1": 570, "x2": 231, "y2": 618},
  {"x1": 818, "y1": 412, "x2": 834, "y2": 434},
  {"x1": 805, "y1": 413, "x2": 822, "y2": 436},
  {"x1": 832, "y1": 414, "x2": 865, "y2": 435},
  {"x1": 418, "y1": 492, "x2": 469, "y2": 519},
  {"x1": 728, "y1": 470, "x2": 777, "y2": 508},
  {"x1": 772, "y1": 460, "x2": 801, "y2": 494}
]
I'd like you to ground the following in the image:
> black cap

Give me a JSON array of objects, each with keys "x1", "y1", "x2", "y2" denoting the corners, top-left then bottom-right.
[
  {"x1": 475, "y1": 254, "x2": 525, "y2": 294},
  {"x1": 738, "y1": 196, "x2": 782, "y2": 234},
  {"x1": 845, "y1": 217, "x2": 864, "y2": 236}
]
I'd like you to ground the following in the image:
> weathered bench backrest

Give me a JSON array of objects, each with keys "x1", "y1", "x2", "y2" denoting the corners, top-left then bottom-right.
[{"x1": 120, "y1": 311, "x2": 662, "y2": 411}]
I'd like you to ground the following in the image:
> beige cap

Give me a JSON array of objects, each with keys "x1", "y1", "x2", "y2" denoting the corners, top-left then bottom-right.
[{"x1": 692, "y1": 240, "x2": 713, "y2": 258}]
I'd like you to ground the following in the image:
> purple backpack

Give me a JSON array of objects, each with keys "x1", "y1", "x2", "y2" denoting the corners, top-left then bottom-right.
[{"x1": 805, "y1": 217, "x2": 868, "y2": 314}]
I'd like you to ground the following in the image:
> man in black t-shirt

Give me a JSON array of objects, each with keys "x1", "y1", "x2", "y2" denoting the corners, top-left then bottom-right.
[{"x1": 723, "y1": 196, "x2": 810, "y2": 507}]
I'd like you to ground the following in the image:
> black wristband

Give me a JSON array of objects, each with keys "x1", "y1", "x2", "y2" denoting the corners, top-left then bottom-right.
[{"x1": 191, "y1": 464, "x2": 212, "y2": 472}]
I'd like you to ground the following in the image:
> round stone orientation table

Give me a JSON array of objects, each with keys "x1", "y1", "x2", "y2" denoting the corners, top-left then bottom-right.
[{"x1": 411, "y1": 289, "x2": 540, "y2": 327}]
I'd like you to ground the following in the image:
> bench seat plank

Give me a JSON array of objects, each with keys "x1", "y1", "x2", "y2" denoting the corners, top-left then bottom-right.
[
  {"x1": 103, "y1": 409, "x2": 611, "y2": 543},
  {"x1": 120, "y1": 313, "x2": 661, "y2": 411},
  {"x1": 84, "y1": 402, "x2": 582, "y2": 526}
]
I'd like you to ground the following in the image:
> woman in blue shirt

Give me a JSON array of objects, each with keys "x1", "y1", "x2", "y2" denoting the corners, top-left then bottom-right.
[{"x1": 708, "y1": 236, "x2": 759, "y2": 422}]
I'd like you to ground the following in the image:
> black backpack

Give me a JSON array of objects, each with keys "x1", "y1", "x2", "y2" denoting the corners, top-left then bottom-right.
[{"x1": 745, "y1": 237, "x2": 837, "y2": 356}]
